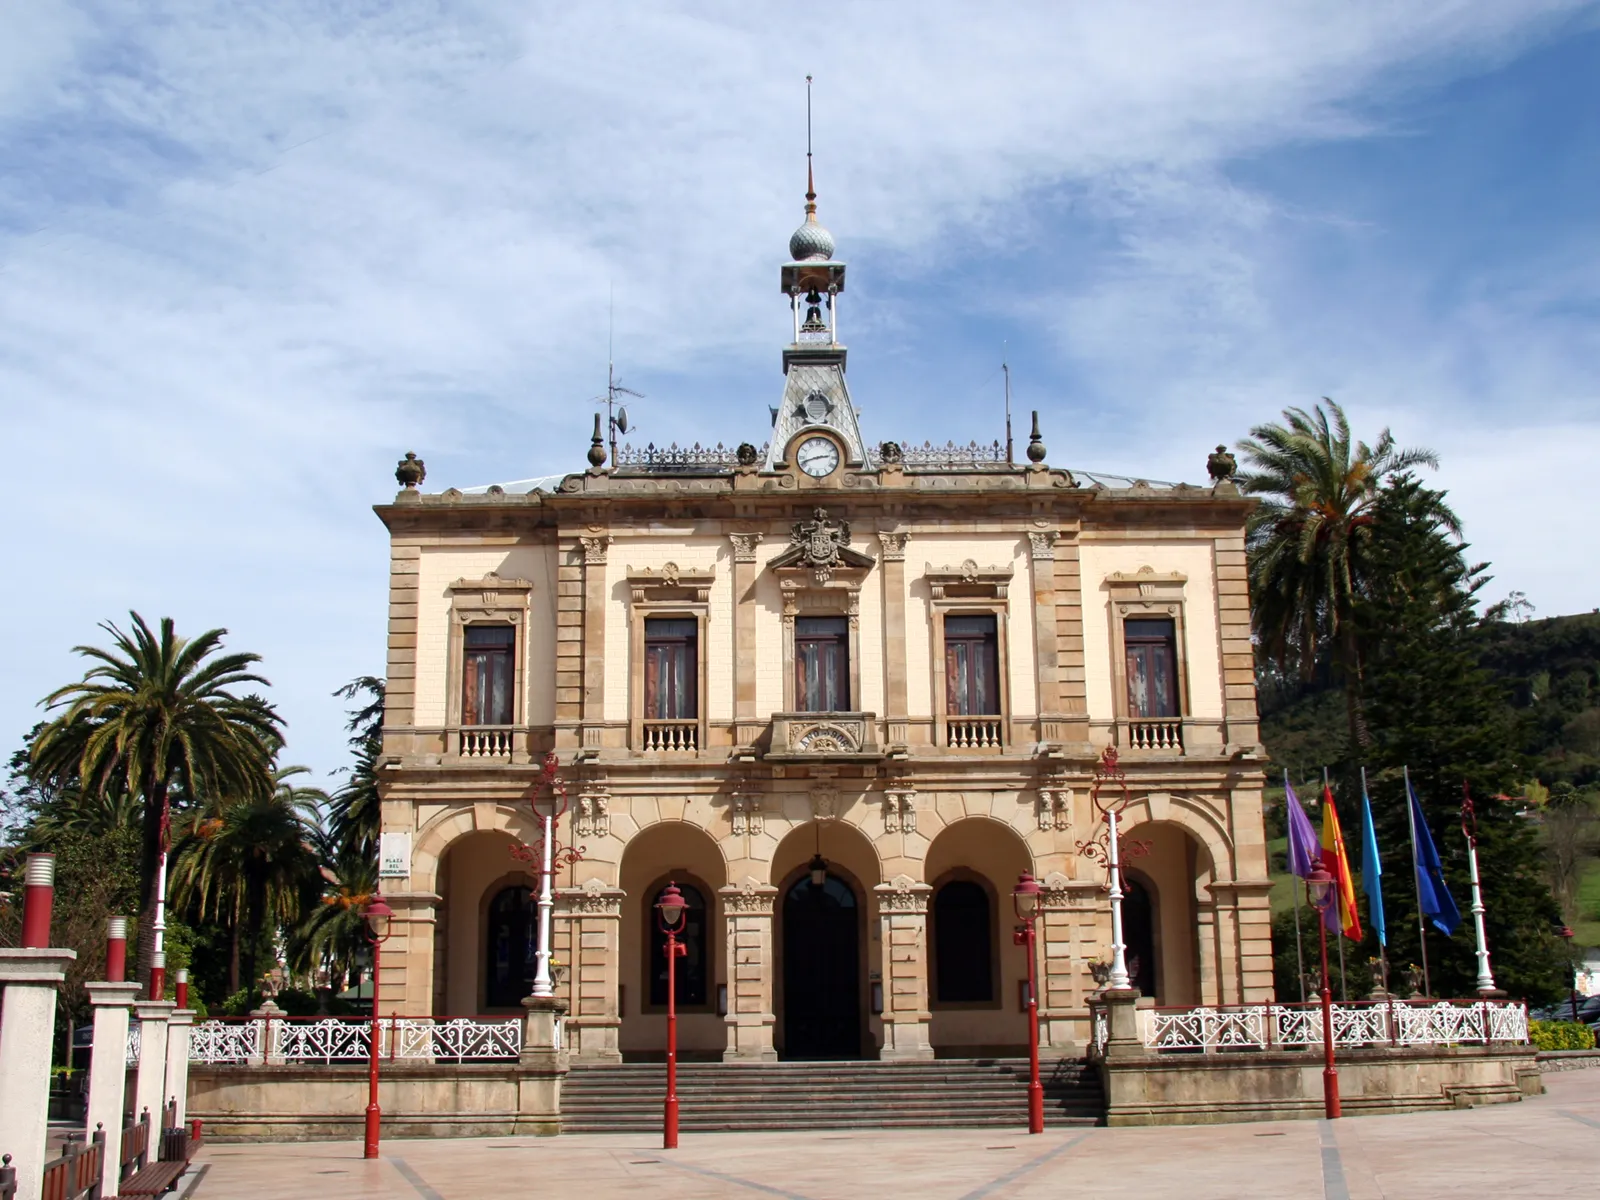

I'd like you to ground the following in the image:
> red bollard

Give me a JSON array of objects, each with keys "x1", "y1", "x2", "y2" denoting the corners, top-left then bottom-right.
[
  {"x1": 21, "y1": 853, "x2": 55, "y2": 948},
  {"x1": 106, "y1": 916, "x2": 129, "y2": 982}
]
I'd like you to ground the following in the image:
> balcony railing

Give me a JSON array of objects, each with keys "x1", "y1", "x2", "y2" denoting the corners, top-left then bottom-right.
[
  {"x1": 641, "y1": 720, "x2": 699, "y2": 753},
  {"x1": 459, "y1": 726, "x2": 515, "y2": 758},
  {"x1": 1125, "y1": 719, "x2": 1183, "y2": 752},
  {"x1": 946, "y1": 716, "x2": 1003, "y2": 750}
]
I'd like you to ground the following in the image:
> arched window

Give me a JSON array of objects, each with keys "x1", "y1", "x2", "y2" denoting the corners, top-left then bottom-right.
[
  {"x1": 933, "y1": 879, "x2": 994, "y2": 1004},
  {"x1": 648, "y1": 881, "x2": 709, "y2": 1008},
  {"x1": 485, "y1": 886, "x2": 536, "y2": 1009}
]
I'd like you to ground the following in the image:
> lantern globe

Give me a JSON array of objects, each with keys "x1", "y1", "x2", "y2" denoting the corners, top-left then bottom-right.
[
  {"x1": 1013, "y1": 871, "x2": 1042, "y2": 921},
  {"x1": 365, "y1": 896, "x2": 394, "y2": 941},
  {"x1": 657, "y1": 882, "x2": 687, "y2": 931}
]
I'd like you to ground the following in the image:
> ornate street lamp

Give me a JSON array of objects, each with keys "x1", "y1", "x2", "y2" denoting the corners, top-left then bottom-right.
[
  {"x1": 656, "y1": 882, "x2": 688, "y2": 1150},
  {"x1": 1459, "y1": 788, "x2": 1498, "y2": 995},
  {"x1": 510, "y1": 753, "x2": 585, "y2": 1001},
  {"x1": 1305, "y1": 859, "x2": 1341, "y2": 1119},
  {"x1": 1012, "y1": 871, "x2": 1045, "y2": 1135},
  {"x1": 1077, "y1": 747, "x2": 1150, "y2": 993},
  {"x1": 362, "y1": 894, "x2": 394, "y2": 1159}
]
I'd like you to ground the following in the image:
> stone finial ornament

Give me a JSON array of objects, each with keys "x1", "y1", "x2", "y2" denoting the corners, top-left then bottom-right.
[
  {"x1": 1207, "y1": 444, "x2": 1237, "y2": 483},
  {"x1": 877, "y1": 440, "x2": 903, "y2": 464},
  {"x1": 395, "y1": 452, "x2": 426, "y2": 488},
  {"x1": 1026, "y1": 410, "x2": 1047, "y2": 464},
  {"x1": 588, "y1": 413, "x2": 607, "y2": 468},
  {"x1": 736, "y1": 442, "x2": 760, "y2": 467}
]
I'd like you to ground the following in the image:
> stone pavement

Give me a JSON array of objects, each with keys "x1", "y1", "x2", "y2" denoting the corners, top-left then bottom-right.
[{"x1": 185, "y1": 1069, "x2": 1600, "y2": 1199}]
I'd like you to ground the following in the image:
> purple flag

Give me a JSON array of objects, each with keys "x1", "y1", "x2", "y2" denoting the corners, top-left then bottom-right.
[{"x1": 1284, "y1": 773, "x2": 1319, "y2": 879}]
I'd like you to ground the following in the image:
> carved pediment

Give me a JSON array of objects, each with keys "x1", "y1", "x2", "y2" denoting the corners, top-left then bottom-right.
[
  {"x1": 626, "y1": 562, "x2": 716, "y2": 603},
  {"x1": 448, "y1": 572, "x2": 533, "y2": 620},
  {"x1": 768, "y1": 508, "x2": 874, "y2": 585},
  {"x1": 924, "y1": 559, "x2": 1014, "y2": 600}
]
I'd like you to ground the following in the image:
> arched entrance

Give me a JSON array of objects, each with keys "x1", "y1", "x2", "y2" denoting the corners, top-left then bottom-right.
[
  {"x1": 485, "y1": 884, "x2": 536, "y2": 1010},
  {"x1": 782, "y1": 871, "x2": 861, "y2": 1059}
]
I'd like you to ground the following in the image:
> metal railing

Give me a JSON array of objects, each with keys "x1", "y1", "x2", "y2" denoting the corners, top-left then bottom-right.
[
  {"x1": 641, "y1": 720, "x2": 699, "y2": 752},
  {"x1": 188, "y1": 1015, "x2": 523, "y2": 1065},
  {"x1": 1124, "y1": 719, "x2": 1183, "y2": 752},
  {"x1": 1088, "y1": 998, "x2": 1529, "y2": 1057},
  {"x1": 946, "y1": 716, "x2": 1004, "y2": 750},
  {"x1": 614, "y1": 442, "x2": 762, "y2": 471},
  {"x1": 898, "y1": 439, "x2": 1009, "y2": 469}
]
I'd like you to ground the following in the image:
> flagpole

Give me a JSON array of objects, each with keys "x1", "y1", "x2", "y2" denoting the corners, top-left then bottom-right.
[
  {"x1": 1288, "y1": 770, "x2": 1306, "y2": 1005},
  {"x1": 1325, "y1": 767, "x2": 1348, "y2": 1002},
  {"x1": 1405, "y1": 766, "x2": 1431, "y2": 998}
]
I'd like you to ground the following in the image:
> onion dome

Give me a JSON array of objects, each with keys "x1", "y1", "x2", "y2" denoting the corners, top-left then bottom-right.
[{"x1": 789, "y1": 209, "x2": 835, "y2": 262}]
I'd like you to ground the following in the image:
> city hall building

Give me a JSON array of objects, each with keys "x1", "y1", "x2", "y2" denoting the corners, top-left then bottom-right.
[{"x1": 370, "y1": 188, "x2": 1274, "y2": 1065}]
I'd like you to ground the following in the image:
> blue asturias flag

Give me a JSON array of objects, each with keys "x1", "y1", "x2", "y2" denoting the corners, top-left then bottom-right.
[
  {"x1": 1406, "y1": 774, "x2": 1460, "y2": 936},
  {"x1": 1284, "y1": 773, "x2": 1320, "y2": 879},
  {"x1": 1359, "y1": 769, "x2": 1386, "y2": 947}
]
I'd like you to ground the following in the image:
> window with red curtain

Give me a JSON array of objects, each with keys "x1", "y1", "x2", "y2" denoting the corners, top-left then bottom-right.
[
  {"x1": 944, "y1": 614, "x2": 999, "y2": 715},
  {"x1": 462, "y1": 624, "x2": 515, "y2": 725},
  {"x1": 1124, "y1": 618, "x2": 1178, "y2": 718},
  {"x1": 644, "y1": 618, "x2": 697, "y2": 719},
  {"x1": 794, "y1": 616, "x2": 849, "y2": 712}
]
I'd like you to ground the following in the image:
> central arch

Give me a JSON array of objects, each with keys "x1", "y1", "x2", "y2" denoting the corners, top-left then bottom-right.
[{"x1": 771, "y1": 819, "x2": 880, "y2": 1060}]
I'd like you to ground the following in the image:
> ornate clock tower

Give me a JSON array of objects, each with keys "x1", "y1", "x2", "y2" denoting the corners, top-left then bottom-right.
[{"x1": 762, "y1": 161, "x2": 871, "y2": 478}]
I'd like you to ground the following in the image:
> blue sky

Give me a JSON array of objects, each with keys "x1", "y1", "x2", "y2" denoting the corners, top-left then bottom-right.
[{"x1": 2, "y1": 2, "x2": 1597, "y2": 788}]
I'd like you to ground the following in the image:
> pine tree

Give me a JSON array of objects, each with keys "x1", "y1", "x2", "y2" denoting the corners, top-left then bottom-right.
[{"x1": 1356, "y1": 477, "x2": 1566, "y2": 1004}]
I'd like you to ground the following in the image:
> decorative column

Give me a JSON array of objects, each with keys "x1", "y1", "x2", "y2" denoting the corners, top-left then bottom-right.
[
  {"x1": 132, "y1": 999, "x2": 176, "y2": 1123},
  {"x1": 876, "y1": 531, "x2": 910, "y2": 746},
  {"x1": 729, "y1": 532, "x2": 764, "y2": 747},
  {"x1": 1027, "y1": 527, "x2": 1061, "y2": 745},
  {"x1": 873, "y1": 875, "x2": 934, "y2": 1060},
  {"x1": 0, "y1": 854, "x2": 76, "y2": 1200},
  {"x1": 553, "y1": 881, "x2": 625, "y2": 1062},
  {"x1": 1038, "y1": 874, "x2": 1100, "y2": 1052},
  {"x1": 83, "y1": 980, "x2": 140, "y2": 1196},
  {"x1": 382, "y1": 891, "x2": 442, "y2": 1015},
  {"x1": 718, "y1": 880, "x2": 779, "y2": 1061},
  {"x1": 579, "y1": 533, "x2": 611, "y2": 751}
]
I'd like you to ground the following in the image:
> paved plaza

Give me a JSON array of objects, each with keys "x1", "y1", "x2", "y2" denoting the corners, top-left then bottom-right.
[{"x1": 184, "y1": 1069, "x2": 1600, "y2": 1200}]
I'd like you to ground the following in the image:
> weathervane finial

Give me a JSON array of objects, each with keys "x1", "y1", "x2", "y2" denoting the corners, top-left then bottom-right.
[{"x1": 805, "y1": 75, "x2": 816, "y2": 213}]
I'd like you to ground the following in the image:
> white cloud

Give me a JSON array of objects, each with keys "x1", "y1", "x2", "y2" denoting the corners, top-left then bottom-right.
[{"x1": 1, "y1": 1, "x2": 1594, "y2": 782}]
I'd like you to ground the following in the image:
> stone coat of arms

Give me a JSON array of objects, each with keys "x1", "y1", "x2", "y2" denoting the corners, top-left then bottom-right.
[{"x1": 769, "y1": 507, "x2": 874, "y2": 584}]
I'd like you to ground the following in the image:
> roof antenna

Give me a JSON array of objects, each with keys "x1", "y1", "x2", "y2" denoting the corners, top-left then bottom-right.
[
  {"x1": 598, "y1": 284, "x2": 643, "y2": 468},
  {"x1": 1003, "y1": 344, "x2": 1014, "y2": 466}
]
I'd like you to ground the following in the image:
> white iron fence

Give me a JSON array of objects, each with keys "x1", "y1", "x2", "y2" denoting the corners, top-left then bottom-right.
[
  {"x1": 187, "y1": 1016, "x2": 522, "y2": 1065},
  {"x1": 1091, "y1": 999, "x2": 1529, "y2": 1058}
]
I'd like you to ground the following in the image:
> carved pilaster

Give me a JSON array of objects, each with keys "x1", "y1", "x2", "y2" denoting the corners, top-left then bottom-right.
[
  {"x1": 883, "y1": 787, "x2": 917, "y2": 834},
  {"x1": 579, "y1": 534, "x2": 611, "y2": 564},
  {"x1": 1028, "y1": 529, "x2": 1058, "y2": 560},
  {"x1": 1037, "y1": 779, "x2": 1073, "y2": 832},
  {"x1": 875, "y1": 531, "x2": 909, "y2": 561},
  {"x1": 730, "y1": 791, "x2": 764, "y2": 837},
  {"x1": 728, "y1": 532, "x2": 764, "y2": 563},
  {"x1": 574, "y1": 785, "x2": 610, "y2": 839}
]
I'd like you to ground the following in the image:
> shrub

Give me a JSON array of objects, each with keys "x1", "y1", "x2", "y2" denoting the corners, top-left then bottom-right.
[{"x1": 1529, "y1": 1019, "x2": 1597, "y2": 1051}]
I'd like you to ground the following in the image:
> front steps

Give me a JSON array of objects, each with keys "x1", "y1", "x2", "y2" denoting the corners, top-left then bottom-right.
[{"x1": 561, "y1": 1057, "x2": 1104, "y2": 1133}]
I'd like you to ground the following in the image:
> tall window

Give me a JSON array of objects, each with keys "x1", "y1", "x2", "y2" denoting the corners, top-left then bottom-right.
[
  {"x1": 644, "y1": 618, "x2": 698, "y2": 719},
  {"x1": 945, "y1": 614, "x2": 1000, "y2": 715},
  {"x1": 1124, "y1": 618, "x2": 1178, "y2": 718},
  {"x1": 463, "y1": 624, "x2": 515, "y2": 725},
  {"x1": 486, "y1": 885, "x2": 535, "y2": 1009},
  {"x1": 648, "y1": 881, "x2": 708, "y2": 1008},
  {"x1": 933, "y1": 880, "x2": 994, "y2": 1003},
  {"x1": 795, "y1": 616, "x2": 849, "y2": 712}
]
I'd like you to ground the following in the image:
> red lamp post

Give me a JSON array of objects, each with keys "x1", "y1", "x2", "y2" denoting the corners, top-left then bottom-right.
[
  {"x1": 1306, "y1": 858, "x2": 1341, "y2": 1119},
  {"x1": 1012, "y1": 871, "x2": 1045, "y2": 1135},
  {"x1": 362, "y1": 895, "x2": 394, "y2": 1159},
  {"x1": 656, "y1": 883, "x2": 688, "y2": 1150}
]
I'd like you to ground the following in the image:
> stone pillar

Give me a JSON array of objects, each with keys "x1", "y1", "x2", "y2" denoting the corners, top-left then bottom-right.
[
  {"x1": 131, "y1": 1000, "x2": 176, "y2": 1125},
  {"x1": 554, "y1": 882, "x2": 624, "y2": 1061},
  {"x1": 578, "y1": 534, "x2": 610, "y2": 751},
  {"x1": 1027, "y1": 528, "x2": 1061, "y2": 745},
  {"x1": 164, "y1": 1008, "x2": 195, "y2": 1125},
  {"x1": 1038, "y1": 876, "x2": 1099, "y2": 1052},
  {"x1": 1051, "y1": 524, "x2": 1090, "y2": 746},
  {"x1": 516, "y1": 996, "x2": 570, "y2": 1136},
  {"x1": 0, "y1": 949, "x2": 76, "y2": 1200},
  {"x1": 874, "y1": 876, "x2": 934, "y2": 1061},
  {"x1": 719, "y1": 881, "x2": 779, "y2": 1061},
  {"x1": 876, "y1": 532, "x2": 909, "y2": 745},
  {"x1": 1100, "y1": 988, "x2": 1146, "y2": 1060},
  {"x1": 83, "y1": 981, "x2": 139, "y2": 1195},
  {"x1": 383, "y1": 891, "x2": 440, "y2": 1016},
  {"x1": 730, "y1": 532, "x2": 764, "y2": 747}
]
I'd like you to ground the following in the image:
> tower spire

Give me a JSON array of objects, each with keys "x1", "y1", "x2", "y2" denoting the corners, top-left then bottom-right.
[{"x1": 805, "y1": 74, "x2": 816, "y2": 213}]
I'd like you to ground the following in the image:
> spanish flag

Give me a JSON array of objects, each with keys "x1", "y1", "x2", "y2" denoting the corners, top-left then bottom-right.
[{"x1": 1320, "y1": 785, "x2": 1363, "y2": 940}]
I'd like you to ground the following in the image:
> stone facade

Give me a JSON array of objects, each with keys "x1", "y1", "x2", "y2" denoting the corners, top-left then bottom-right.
[{"x1": 370, "y1": 203, "x2": 1274, "y2": 1065}]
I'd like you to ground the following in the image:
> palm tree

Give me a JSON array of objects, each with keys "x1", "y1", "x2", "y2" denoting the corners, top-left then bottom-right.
[
  {"x1": 327, "y1": 677, "x2": 384, "y2": 863},
  {"x1": 1235, "y1": 400, "x2": 1449, "y2": 750},
  {"x1": 171, "y1": 765, "x2": 326, "y2": 993},
  {"x1": 289, "y1": 836, "x2": 379, "y2": 998},
  {"x1": 30, "y1": 613, "x2": 282, "y2": 985}
]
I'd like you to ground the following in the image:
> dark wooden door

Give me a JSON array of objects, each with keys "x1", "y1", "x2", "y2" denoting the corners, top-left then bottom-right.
[{"x1": 782, "y1": 874, "x2": 861, "y2": 1058}]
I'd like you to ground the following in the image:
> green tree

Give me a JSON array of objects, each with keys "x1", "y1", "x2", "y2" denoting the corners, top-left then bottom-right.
[
  {"x1": 28, "y1": 614, "x2": 282, "y2": 985},
  {"x1": 1237, "y1": 400, "x2": 1445, "y2": 750},
  {"x1": 327, "y1": 676, "x2": 384, "y2": 863},
  {"x1": 171, "y1": 765, "x2": 325, "y2": 993},
  {"x1": 1357, "y1": 477, "x2": 1566, "y2": 1002}
]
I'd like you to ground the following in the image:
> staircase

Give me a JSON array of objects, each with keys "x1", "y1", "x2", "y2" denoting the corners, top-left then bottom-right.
[{"x1": 560, "y1": 1058, "x2": 1103, "y2": 1133}]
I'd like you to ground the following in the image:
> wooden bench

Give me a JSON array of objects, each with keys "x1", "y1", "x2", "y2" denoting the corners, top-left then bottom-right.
[
  {"x1": 41, "y1": 1128, "x2": 105, "y2": 1200},
  {"x1": 114, "y1": 1103, "x2": 200, "y2": 1198}
]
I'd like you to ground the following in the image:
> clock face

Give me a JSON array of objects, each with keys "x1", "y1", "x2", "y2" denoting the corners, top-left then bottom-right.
[{"x1": 796, "y1": 436, "x2": 841, "y2": 478}]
